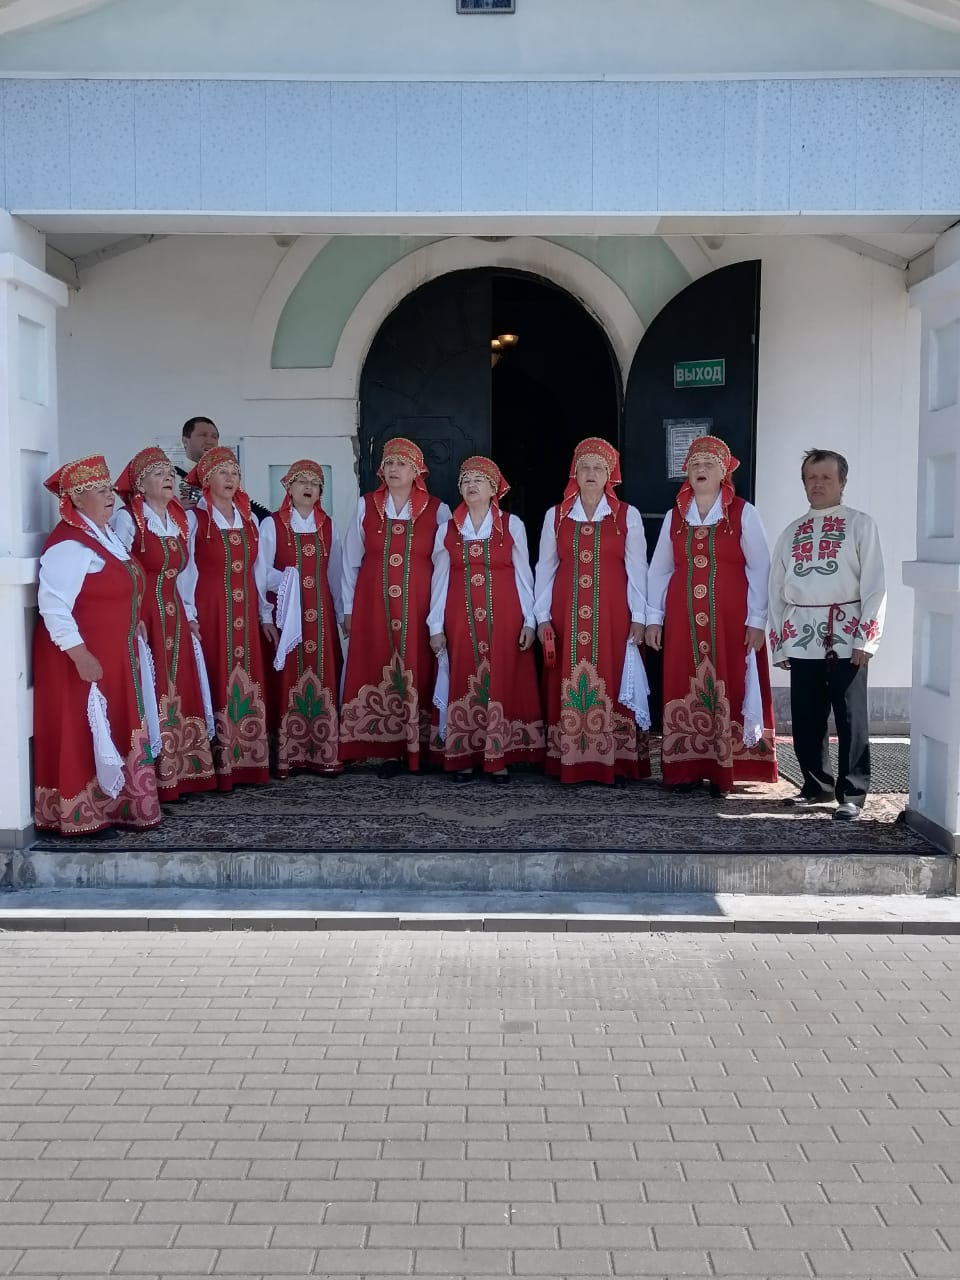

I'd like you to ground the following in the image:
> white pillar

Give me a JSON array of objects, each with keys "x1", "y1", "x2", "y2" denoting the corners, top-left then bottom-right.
[
  {"x1": 0, "y1": 221, "x2": 69, "y2": 848},
  {"x1": 906, "y1": 226, "x2": 960, "y2": 857}
]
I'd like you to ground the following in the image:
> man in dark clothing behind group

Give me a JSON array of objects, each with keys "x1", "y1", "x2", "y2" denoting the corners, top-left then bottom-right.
[{"x1": 177, "y1": 416, "x2": 269, "y2": 521}]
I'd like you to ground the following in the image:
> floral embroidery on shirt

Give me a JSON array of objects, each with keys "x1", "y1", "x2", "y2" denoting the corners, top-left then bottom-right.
[{"x1": 861, "y1": 619, "x2": 880, "y2": 642}]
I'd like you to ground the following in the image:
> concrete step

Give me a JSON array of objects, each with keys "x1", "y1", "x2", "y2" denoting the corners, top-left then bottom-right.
[{"x1": 6, "y1": 845, "x2": 954, "y2": 895}]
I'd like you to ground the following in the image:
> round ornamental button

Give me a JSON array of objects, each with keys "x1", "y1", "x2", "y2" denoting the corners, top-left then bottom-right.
[
  {"x1": 693, "y1": 584, "x2": 707, "y2": 600},
  {"x1": 470, "y1": 572, "x2": 485, "y2": 587},
  {"x1": 165, "y1": 568, "x2": 177, "y2": 580},
  {"x1": 165, "y1": 637, "x2": 175, "y2": 651},
  {"x1": 389, "y1": 553, "x2": 404, "y2": 568},
  {"x1": 478, "y1": 640, "x2": 489, "y2": 654},
  {"x1": 392, "y1": 523, "x2": 405, "y2": 535},
  {"x1": 469, "y1": 543, "x2": 484, "y2": 557},
  {"x1": 579, "y1": 574, "x2": 592, "y2": 589},
  {"x1": 233, "y1": 617, "x2": 245, "y2": 630},
  {"x1": 388, "y1": 585, "x2": 402, "y2": 599},
  {"x1": 232, "y1": 588, "x2": 244, "y2": 603},
  {"x1": 699, "y1": 639, "x2": 710, "y2": 654},
  {"x1": 578, "y1": 604, "x2": 593, "y2": 620},
  {"x1": 582, "y1": 524, "x2": 594, "y2": 536},
  {"x1": 168, "y1": 538, "x2": 179, "y2": 551},
  {"x1": 695, "y1": 611, "x2": 709, "y2": 627},
  {"x1": 390, "y1": 618, "x2": 402, "y2": 631},
  {"x1": 302, "y1": 576, "x2": 315, "y2": 590},
  {"x1": 473, "y1": 607, "x2": 488, "y2": 623},
  {"x1": 302, "y1": 543, "x2": 315, "y2": 557},
  {"x1": 304, "y1": 608, "x2": 318, "y2": 623},
  {"x1": 231, "y1": 560, "x2": 244, "y2": 573},
  {"x1": 579, "y1": 549, "x2": 594, "y2": 564},
  {"x1": 577, "y1": 630, "x2": 592, "y2": 646},
  {"x1": 228, "y1": 532, "x2": 242, "y2": 546},
  {"x1": 694, "y1": 527, "x2": 708, "y2": 539},
  {"x1": 304, "y1": 640, "x2": 317, "y2": 654},
  {"x1": 693, "y1": 555, "x2": 709, "y2": 569},
  {"x1": 234, "y1": 645, "x2": 244, "y2": 659},
  {"x1": 165, "y1": 602, "x2": 176, "y2": 617}
]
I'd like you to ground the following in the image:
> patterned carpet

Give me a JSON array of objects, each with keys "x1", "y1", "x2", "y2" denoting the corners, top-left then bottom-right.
[{"x1": 29, "y1": 745, "x2": 930, "y2": 855}]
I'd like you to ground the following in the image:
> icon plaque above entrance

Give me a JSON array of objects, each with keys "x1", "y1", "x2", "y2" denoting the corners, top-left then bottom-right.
[{"x1": 457, "y1": 0, "x2": 515, "y2": 10}]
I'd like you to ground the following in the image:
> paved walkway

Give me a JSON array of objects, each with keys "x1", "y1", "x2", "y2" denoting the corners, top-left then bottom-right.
[{"x1": 1, "y1": 930, "x2": 959, "y2": 1278}]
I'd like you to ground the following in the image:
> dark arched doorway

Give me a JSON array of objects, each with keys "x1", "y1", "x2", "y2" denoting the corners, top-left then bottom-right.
[{"x1": 358, "y1": 268, "x2": 621, "y2": 542}]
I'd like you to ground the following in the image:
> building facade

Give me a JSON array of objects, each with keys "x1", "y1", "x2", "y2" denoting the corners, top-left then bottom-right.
[{"x1": 1, "y1": 0, "x2": 960, "y2": 850}]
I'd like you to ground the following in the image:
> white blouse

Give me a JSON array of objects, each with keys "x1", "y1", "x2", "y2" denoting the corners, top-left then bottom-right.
[
  {"x1": 38, "y1": 514, "x2": 131, "y2": 652},
  {"x1": 178, "y1": 498, "x2": 247, "y2": 624},
  {"x1": 427, "y1": 509, "x2": 536, "y2": 635},
  {"x1": 646, "y1": 495, "x2": 771, "y2": 629},
  {"x1": 533, "y1": 495, "x2": 648, "y2": 626},
  {"x1": 255, "y1": 508, "x2": 344, "y2": 626},
  {"x1": 341, "y1": 492, "x2": 453, "y2": 616}
]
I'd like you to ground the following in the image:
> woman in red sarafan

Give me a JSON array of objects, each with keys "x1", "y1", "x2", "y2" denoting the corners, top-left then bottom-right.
[
  {"x1": 33, "y1": 454, "x2": 161, "y2": 835},
  {"x1": 427, "y1": 455, "x2": 544, "y2": 781},
  {"x1": 112, "y1": 446, "x2": 216, "y2": 802},
  {"x1": 178, "y1": 446, "x2": 270, "y2": 790},
  {"x1": 255, "y1": 459, "x2": 343, "y2": 777},
  {"x1": 339, "y1": 438, "x2": 451, "y2": 776},
  {"x1": 533, "y1": 438, "x2": 651, "y2": 786},
  {"x1": 645, "y1": 434, "x2": 778, "y2": 796}
]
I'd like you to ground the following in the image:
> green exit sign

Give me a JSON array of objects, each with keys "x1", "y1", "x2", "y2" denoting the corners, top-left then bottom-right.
[{"x1": 674, "y1": 358, "x2": 725, "y2": 389}]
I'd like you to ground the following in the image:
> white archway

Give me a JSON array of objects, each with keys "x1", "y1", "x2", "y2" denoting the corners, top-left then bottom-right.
[{"x1": 242, "y1": 236, "x2": 646, "y2": 403}]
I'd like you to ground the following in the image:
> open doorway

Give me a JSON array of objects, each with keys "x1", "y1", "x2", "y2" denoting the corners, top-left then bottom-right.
[{"x1": 358, "y1": 267, "x2": 621, "y2": 545}]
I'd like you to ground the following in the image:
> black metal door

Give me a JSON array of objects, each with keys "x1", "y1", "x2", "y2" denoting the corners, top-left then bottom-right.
[
  {"x1": 620, "y1": 260, "x2": 762, "y2": 728},
  {"x1": 620, "y1": 260, "x2": 762, "y2": 538},
  {"x1": 358, "y1": 270, "x2": 493, "y2": 511}
]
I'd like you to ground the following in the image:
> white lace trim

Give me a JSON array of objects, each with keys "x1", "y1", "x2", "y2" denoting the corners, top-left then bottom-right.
[
  {"x1": 432, "y1": 648, "x2": 450, "y2": 742},
  {"x1": 190, "y1": 632, "x2": 215, "y2": 739},
  {"x1": 618, "y1": 641, "x2": 652, "y2": 731},
  {"x1": 86, "y1": 682, "x2": 124, "y2": 800},
  {"x1": 137, "y1": 633, "x2": 162, "y2": 757},
  {"x1": 273, "y1": 566, "x2": 302, "y2": 673},
  {"x1": 741, "y1": 649, "x2": 764, "y2": 748}
]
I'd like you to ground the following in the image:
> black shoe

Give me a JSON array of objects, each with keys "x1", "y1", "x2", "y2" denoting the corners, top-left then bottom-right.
[
  {"x1": 708, "y1": 782, "x2": 728, "y2": 799},
  {"x1": 377, "y1": 760, "x2": 403, "y2": 779},
  {"x1": 490, "y1": 771, "x2": 510, "y2": 785},
  {"x1": 451, "y1": 769, "x2": 474, "y2": 783},
  {"x1": 671, "y1": 781, "x2": 700, "y2": 794},
  {"x1": 833, "y1": 801, "x2": 862, "y2": 822},
  {"x1": 784, "y1": 793, "x2": 834, "y2": 809}
]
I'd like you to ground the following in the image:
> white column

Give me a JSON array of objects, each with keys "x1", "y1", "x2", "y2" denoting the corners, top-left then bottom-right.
[
  {"x1": 0, "y1": 230, "x2": 69, "y2": 846},
  {"x1": 906, "y1": 227, "x2": 960, "y2": 857}
]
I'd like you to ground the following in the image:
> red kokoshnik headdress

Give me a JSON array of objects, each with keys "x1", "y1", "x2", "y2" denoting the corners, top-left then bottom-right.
[
  {"x1": 373, "y1": 436, "x2": 431, "y2": 523},
  {"x1": 44, "y1": 454, "x2": 113, "y2": 531},
  {"x1": 559, "y1": 437, "x2": 622, "y2": 522},
  {"x1": 454, "y1": 455, "x2": 510, "y2": 542},
  {"x1": 277, "y1": 458, "x2": 326, "y2": 549},
  {"x1": 183, "y1": 445, "x2": 255, "y2": 536},
  {"x1": 114, "y1": 446, "x2": 188, "y2": 549},
  {"x1": 674, "y1": 434, "x2": 740, "y2": 532}
]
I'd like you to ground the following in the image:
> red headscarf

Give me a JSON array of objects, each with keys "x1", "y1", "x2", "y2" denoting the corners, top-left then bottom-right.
[
  {"x1": 675, "y1": 435, "x2": 740, "y2": 530},
  {"x1": 454, "y1": 455, "x2": 510, "y2": 541},
  {"x1": 114, "y1": 446, "x2": 188, "y2": 549},
  {"x1": 44, "y1": 454, "x2": 113, "y2": 531},
  {"x1": 277, "y1": 458, "x2": 326, "y2": 547},
  {"x1": 559, "y1": 437, "x2": 622, "y2": 522},
  {"x1": 183, "y1": 446, "x2": 255, "y2": 536},
  {"x1": 373, "y1": 437, "x2": 431, "y2": 523}
]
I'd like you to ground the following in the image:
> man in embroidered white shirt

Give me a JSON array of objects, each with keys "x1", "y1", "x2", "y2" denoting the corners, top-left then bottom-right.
[{"x1": 768, "y1": 449, "x2": 886, "y2": 822}]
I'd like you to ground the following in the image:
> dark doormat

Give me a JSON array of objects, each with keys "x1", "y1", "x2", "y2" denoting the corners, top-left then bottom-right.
[
  {"x1": 776, "y1": 739, "x2": 909, "y2": 793},
  {"x1": 28, "y1": 750, "x2": 929, "y2": 856}
]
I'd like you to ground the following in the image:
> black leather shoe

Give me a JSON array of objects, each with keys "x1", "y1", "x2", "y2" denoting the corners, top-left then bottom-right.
[
  {"x1": 833, "y1": 801, "x2": 862, "y2": 822},
  {"x1": 708, "y1": 782, "x2": 728, "y2": 799},
  {"x1": 377, "y1": 760, "x2": 402, "y2": 779},
  {"x1": 490, "y1": 771, "x2": 510, "y2": 785},
  {"x1": 784, "y1": 793, "x2": 834, "y2": 809},
  {"x1": 451, "y1": 769, "x2": 473, "y2": 783}
]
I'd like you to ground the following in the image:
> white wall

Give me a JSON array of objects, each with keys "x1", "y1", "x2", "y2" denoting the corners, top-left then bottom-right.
[{"x1": 56, "y1": 231, "x2": 919, "y2": 690}]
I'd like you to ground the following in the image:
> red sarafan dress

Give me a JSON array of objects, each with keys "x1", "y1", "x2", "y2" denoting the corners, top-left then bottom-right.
[
  {"x1": 33, "y1": 522, "x2": 162, "y2": 835},
  {"x1": 265, "y1": 510, "x2": 343, "y2": 776},
  {"x1": 339, "y1": 492, "x2": 442, "y2": 770},
  {"x1": 660, "y1": 496, "x2": 777, "y2": 789},
  {"x1": 543, "y1": 505, "x2": 651, "y2": 785},
  {"x1": 189, "y1": 506, "x2": 270, "y2": 790},
  {"x1": 114, "y1": 502, "x2": 215, "y2": 801},
  {"x1": 433, "y1": 513, "x2": 544, "y2": 773}
]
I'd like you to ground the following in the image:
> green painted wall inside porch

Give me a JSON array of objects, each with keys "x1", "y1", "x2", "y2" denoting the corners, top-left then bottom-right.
[{"x1": 270, "y1": 236, "x2": 693, "y2": 370}]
